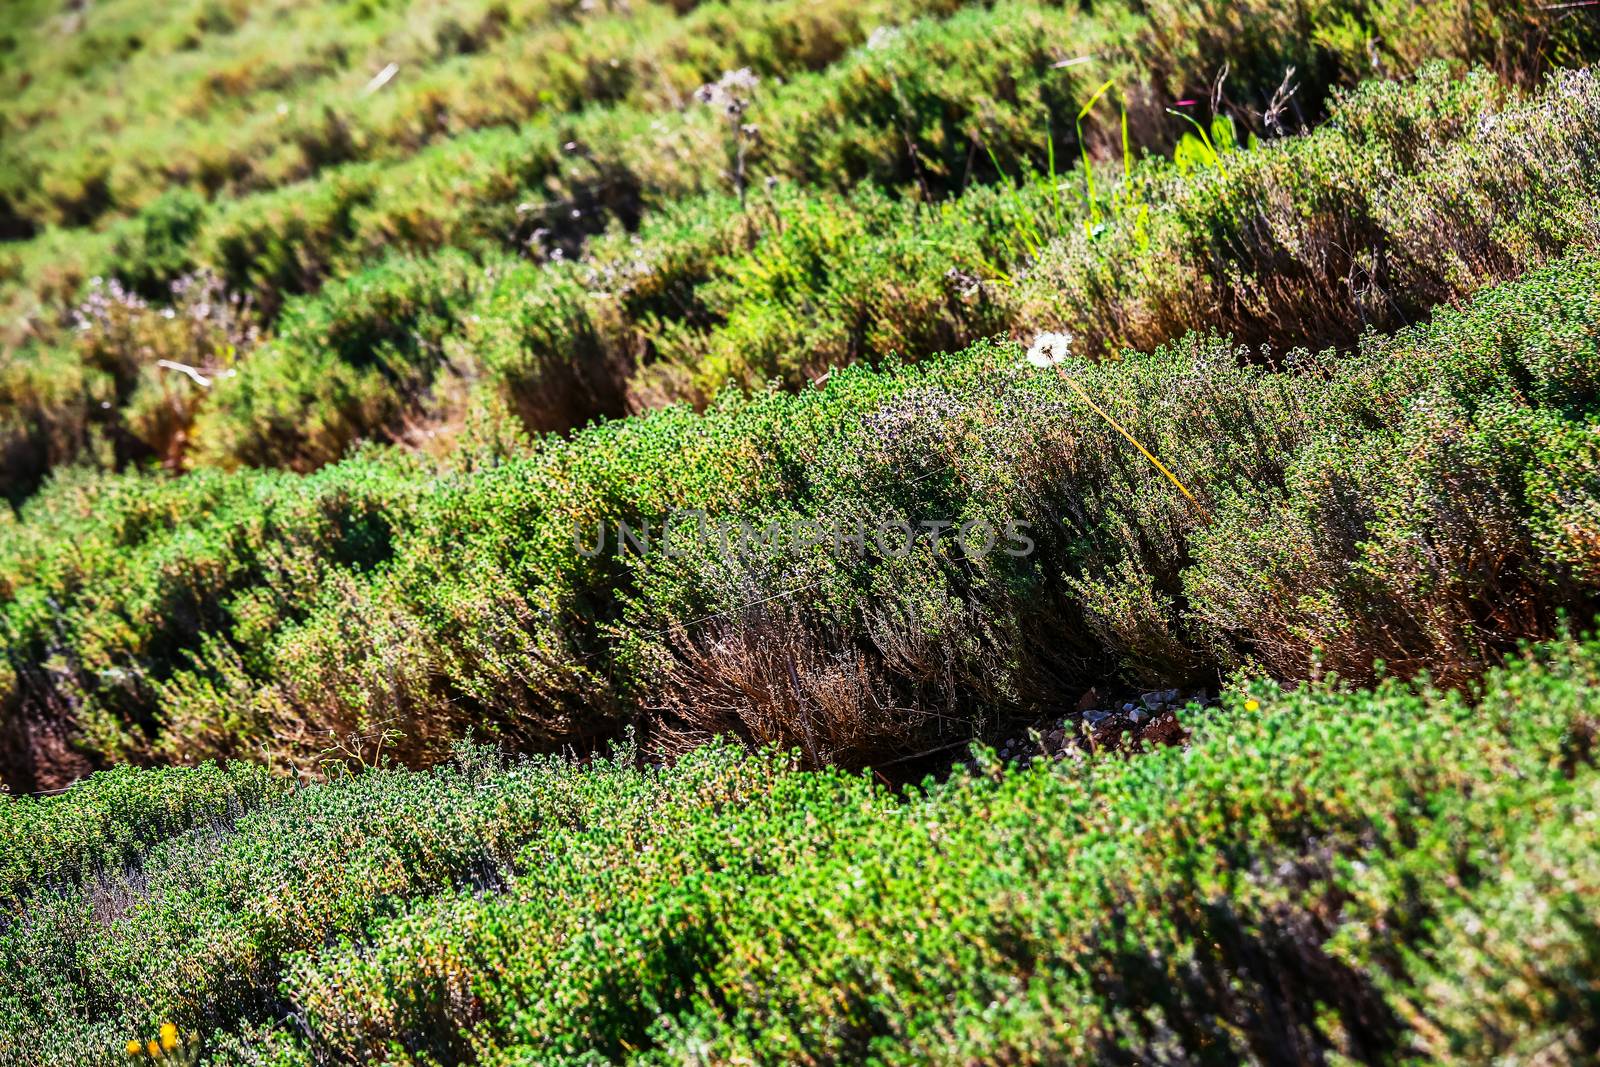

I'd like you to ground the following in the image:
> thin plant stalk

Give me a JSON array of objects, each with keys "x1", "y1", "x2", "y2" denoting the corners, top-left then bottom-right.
[
  {"x1": 1047, "y1": 130, "x2": 1062, "y2": 239},
  {"x1": 1118, "y1": 97, "x2": 1152, "y2": 255},
  {"x1": 1055, "y1": 368, "x2": 1211, "y2": 522},
  {"x1": 1166, "y1": 107, "x2": 1222, "y2": 169},
  {"x1": 1076, "y1": 77, "x2": 1115, "y2": 235},
  {"x1": 980, "y1": 138, "x2": 1048, "y2": 258}
]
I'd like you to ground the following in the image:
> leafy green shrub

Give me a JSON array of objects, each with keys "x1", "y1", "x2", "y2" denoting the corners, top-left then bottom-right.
[
  {"x1": 133, "y1": 61, "x2": 1600, "y2": 478},
  {"x1": 189, "y1": 250, "x2": 479, "y2": 469},
  {"x1": 5, "y1": 247, "x2": 1600, "y2": 777},
  {"x1": 0, "y1": 272, "x2": 259, "y2": 502},
  {"x1": 4, "y1": 637, "x2": 1599, "y2": 1063},
  {"x1": 628, "y1": 252, "x2": 1600, "y2": 757},
  {"x1": 109, "y1": 190, "x2": 208, "y2": 301},
  {"x1": 0, "y1": 760, "x2": 278, "y2": 906},
  {"x1": 1015, "y1": 63, "x2": 1600, "y2": 357},
  {"x1": 0, "y1": 0, "x2": 955, "y2": 234},
  {"x1": 0, "y1": 453, "x2": 423, "y2": 774},
  {"x1": 638, "y1": 181, "x2": 1014, "y2": 401}
]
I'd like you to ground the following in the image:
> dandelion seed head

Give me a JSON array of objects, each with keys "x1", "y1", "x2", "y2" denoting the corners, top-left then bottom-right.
[{"x1": 1025, "y1": 330, "x2": 1073, "y2": 368}]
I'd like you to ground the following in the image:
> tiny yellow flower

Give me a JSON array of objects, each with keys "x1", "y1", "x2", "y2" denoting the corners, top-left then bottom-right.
[
  {"x1": 147, "y1": 1040, "x2": 162, "y2": 1058},
  {"x1": 1244, "y1": 699, "x2": 1260, "y2": 713},
  {"x1": 160, "y1": 1023, "x2": 179, "y2": 1051},
  {"x1": 125, "y1": 1040, "x2": 144, "y2": 1057}
]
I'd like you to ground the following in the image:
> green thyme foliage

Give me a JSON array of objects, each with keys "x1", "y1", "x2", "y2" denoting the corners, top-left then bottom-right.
[
  {"x1": 81, "y1": 61, "x2": 1594, "y2": 488},
  {"x1": 0, "y1": 0, "x2": 961, "y2": 235},
  {"x1": 2, "y1": 5, "x2": 1600, "y2": 1060},
  {"x1": 4, "y1": 3, "x2": 1598, "y2": 497},
  {"x1": 0, "y1": 452, "x2": 425, "y2": 780},
  {"x1": 187, "y1": 249, "x2": 481, "y2": 471},
  {"x1": 4, "y1": 637, "x2": 1598, "y2": 1064},
  {"x1": 0, "y1": 759, "x2": 279, "y2": 907},
  {"x1": 5, "y1": 248, "x2": 1600, "y2": 775},
  {"x1": 0, "y1": 0, "x2": 1101, "y2": 317}
]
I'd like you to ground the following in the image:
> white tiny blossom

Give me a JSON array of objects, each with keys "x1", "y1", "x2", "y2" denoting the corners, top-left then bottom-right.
[
  {"x1": 866, "y1": 26, "x2": 901, "y2": 51},
  {"x1": 722, "y1": 67, "x2": 759, "y2": 95},
  {"x1": 1025, "y1": 331, "x2": 1073, "y2": 368},
  {"x1": 694, "y1": 68, "x2": 759, "y2": 117}
]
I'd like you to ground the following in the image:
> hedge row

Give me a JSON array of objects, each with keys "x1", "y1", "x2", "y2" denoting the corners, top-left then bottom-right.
[
  {"x1": 11, "y1": 60, "x2": 1599, "y2": 497},
  {"x1": 4, "y1": 633, "x2": 1597, "y2": 1063},
  {"x1": 4, "y1": 239, "x2": 1599, "y2": 784},
  {"x1": 0, "y1": 0, "x2": 963, "y2": 235}
]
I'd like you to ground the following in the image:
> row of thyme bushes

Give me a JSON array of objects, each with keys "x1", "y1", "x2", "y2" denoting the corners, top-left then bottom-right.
[
  {"x1": 0, "y1": 0, "x2": 1129, "y2": 497},
  {"x1": 1, "y1": 0, "x2": 961, "y2": 237},
  {"x1": 11, "y1": 59, "x2": 1598, "y2": 495},
  {"x1": 9, "y1": 0, "x2": 1594, "y2": 350},
  {"x1": 3, "y1": 246, "x2": 1599, "y2": 785},
  {"x1": 0, "y1": 0, "x2": 1135, "y2": 320},
  {"x1": 6, "y1": 0, "x2": 1587, "y2": 248},
  {"x1": 373, "y1": 60, "x2": 1600, "y2": 445},
  {"x1": 4, "y1": 633, "x2": 1598, "y2": 1064}
]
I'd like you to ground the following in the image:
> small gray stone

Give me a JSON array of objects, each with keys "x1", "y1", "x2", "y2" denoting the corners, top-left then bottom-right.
[{"x1": 1084, "y1": 709, "x2": 1113, "y2": 725}]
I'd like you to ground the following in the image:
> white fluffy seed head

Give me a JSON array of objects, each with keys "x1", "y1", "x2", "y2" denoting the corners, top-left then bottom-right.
[{"x1": 1025, "y1": 331, "x2": 1073, "y2": 367}]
